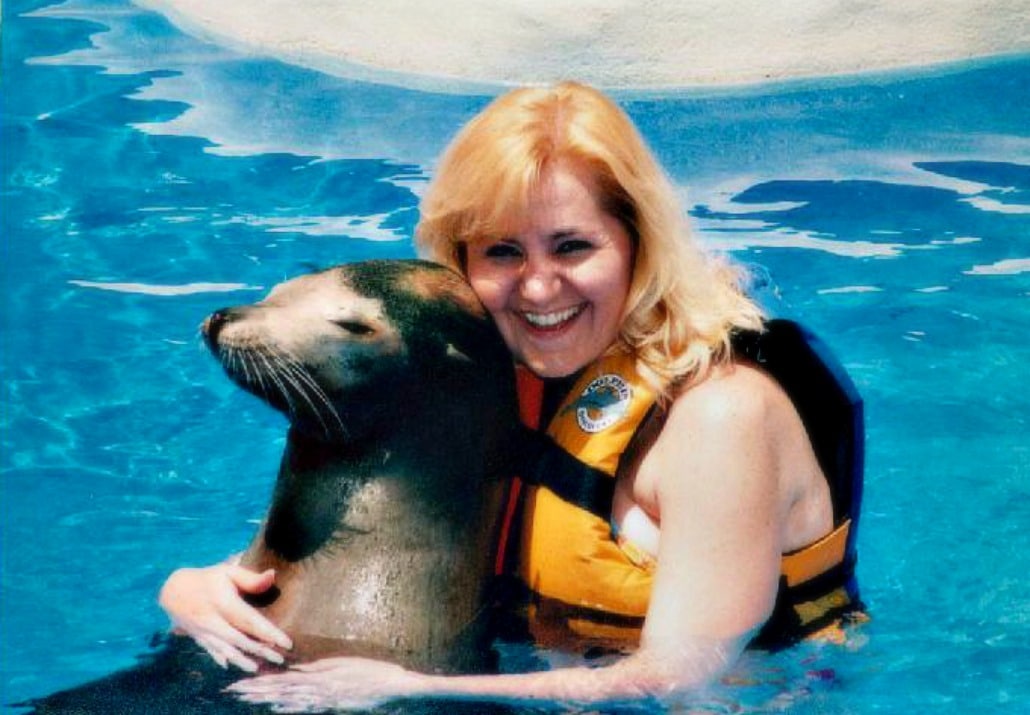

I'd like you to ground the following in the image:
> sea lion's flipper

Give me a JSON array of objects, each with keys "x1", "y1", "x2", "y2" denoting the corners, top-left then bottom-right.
[{"x1": 19, "y1": 635, "x2": 265, "y2": 714}]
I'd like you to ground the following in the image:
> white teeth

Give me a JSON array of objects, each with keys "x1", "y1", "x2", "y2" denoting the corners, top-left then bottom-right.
[{"x1": 523, "y1": 305, "x2": 582, "y2": 327}]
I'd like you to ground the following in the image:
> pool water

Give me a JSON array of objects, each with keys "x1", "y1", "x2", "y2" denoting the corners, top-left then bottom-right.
[{"x1": 3, "y1": 1, "x2": 1029, "y2": 712}]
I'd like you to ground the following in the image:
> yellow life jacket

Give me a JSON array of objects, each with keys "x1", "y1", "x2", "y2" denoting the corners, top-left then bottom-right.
[
  {"x1": 512, "y1": 321, "x2": 864, "y2": 646},
  {"x1": 517, "y1": 351, "x2": 657, "y2": 617}
]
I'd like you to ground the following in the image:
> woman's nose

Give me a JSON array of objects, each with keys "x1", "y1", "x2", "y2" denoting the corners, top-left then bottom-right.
[{"x1": 518, "y1": 255, "x2": 561, "y2": 302}]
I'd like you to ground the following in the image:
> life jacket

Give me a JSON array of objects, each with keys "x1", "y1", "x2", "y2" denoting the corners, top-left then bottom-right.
[{"x1": 498, "y1": 319, "x2": 864, "y2": 648}]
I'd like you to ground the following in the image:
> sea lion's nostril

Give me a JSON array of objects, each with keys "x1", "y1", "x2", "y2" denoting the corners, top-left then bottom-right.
[{"x1": 202, "y1": 309, "x2": 231, "y2": 349}]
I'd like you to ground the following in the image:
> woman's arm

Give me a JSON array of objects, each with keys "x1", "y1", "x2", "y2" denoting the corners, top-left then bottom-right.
[
  {"x1": 159, "y1": 558, "x2": 293, "y2": 671},
  {"x1": 230, "y1": 366, "x2": 789, "y2": 710},
  {"x1": 642, "y1": 365, "x2": 785, "y2": 646},
  {"x1": 230, "y1": 637, "x2": 742, "y2": 711}
]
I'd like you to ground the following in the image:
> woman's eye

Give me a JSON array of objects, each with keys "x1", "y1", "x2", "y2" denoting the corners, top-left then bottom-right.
[
  {"x1": 483, "y1": 243, "x2": 523, "y2": 259},
  {"x1": 555, "y1": 238, "x2": 593, "y2": 255}
]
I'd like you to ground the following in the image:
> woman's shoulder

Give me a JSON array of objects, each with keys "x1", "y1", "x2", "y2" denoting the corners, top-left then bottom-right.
[
  {"x1": 641, "y1": 362, "x2": 792, "y2": 538},
  {"x1": 638, "y1": 364, "x2": 789, "y2": 501},
  {"x1": 665, "y1": 361, "x2": 789, "y2": 435},
  {"x1": 652, "y1": 360, "x2": 828, "y2": 532}
]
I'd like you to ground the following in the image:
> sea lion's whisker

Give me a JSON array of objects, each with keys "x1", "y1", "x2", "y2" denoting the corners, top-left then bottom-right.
[
  {"x1": 244, "y1": 348, "x2": 285, "y2": 411},
  {"x1": 232, "y1": 347, "x2": 256, "y2": 391},
  {"x1": 239, "y1": 348, "x2": 278, "y2": 408},
  {"x1": 273, "y1": 348, "x2": 348, "y2": 438},
  {"x1": 229, "y1": 351, "x2": 246, "y2": 389},
  {"x1": 268, "y1": 350, "x2": 340, "y2": 440},
  {"x1": 266, "y1": 352, "x2": 326, "y2": 434},
  {"x1": 253, "y1": 349, "x2": 302, "y2": 421},
  {"x1": 222, "y1": 346, "x2": 244, "y2": 385},
  {"x1": 258, "y1": 348, "x2": 335, "y2": 438},
  {"x1": 243, "y1": 349, "x2": 272, "y2": 403},
  {"x1": 266, "y1": 349, "x2": 338, "y2": 426}
]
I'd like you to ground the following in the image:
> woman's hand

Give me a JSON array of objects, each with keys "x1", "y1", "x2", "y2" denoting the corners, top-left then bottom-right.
[
  {"x1": 227, "y1": 657, "x2": 425, "y2": 712},
  {"x1": 158, "y1": 561, "x2": 293, "y2": 672}
]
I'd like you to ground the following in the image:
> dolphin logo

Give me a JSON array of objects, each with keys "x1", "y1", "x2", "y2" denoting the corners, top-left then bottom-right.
[{"x1": 565, "y1": 373, "x2": 633, "y2": 433}]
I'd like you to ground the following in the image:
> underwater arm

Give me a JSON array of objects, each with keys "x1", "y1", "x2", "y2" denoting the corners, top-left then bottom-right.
[{"x1": 229, "y1": 636, "x2": 743, "y2": 711}]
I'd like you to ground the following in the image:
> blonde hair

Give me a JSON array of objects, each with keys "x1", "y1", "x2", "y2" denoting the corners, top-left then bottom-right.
[{"x1": 416, "y1": 81, "x2": 763, "y2": 395}]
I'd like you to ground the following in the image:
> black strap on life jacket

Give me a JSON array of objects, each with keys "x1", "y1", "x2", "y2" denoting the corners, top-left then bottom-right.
[
  {"x1": 513, "y1": 426, "x2": 615, "y2": 518},
  {"x1": 731, "y1": 319, "x2": 865, "y2": 562}
]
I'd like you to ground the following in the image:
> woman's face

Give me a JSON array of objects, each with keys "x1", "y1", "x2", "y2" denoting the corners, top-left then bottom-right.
[{"x1": 465, "y1": 160, "x2": 634, "y2": 378}]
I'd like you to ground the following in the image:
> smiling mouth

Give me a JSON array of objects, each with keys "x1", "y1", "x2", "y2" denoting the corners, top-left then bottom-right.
[{"x1": 520, "y1": 304, "x2": 585, "y2": 330}]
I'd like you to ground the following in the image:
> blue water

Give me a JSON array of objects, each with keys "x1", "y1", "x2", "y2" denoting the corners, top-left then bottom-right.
[{"x1": 3, "y1": 1, "x2": 1029, "y2": 712}]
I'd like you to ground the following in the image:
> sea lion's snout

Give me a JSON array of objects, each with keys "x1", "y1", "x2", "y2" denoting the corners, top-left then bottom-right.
[
  {"x1": 197, "y1": 271, "x2": 412, "y2": 442},
  {"x1": 201, "y1": 305, "x2": 251, "y2": 352},
  {"x1": 198, "y1": 262, "x2": 507, "y2": 450},
  {"x1": 201, "y1": 309, "x2": 227, "y2": 349}
]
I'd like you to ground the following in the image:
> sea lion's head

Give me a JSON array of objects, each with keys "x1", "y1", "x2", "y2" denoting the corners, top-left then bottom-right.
[{"x1": 203, "y1": 260, "x2": 511, "y2": 444}]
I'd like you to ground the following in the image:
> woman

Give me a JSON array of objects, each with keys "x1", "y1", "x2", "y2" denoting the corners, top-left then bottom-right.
[{"x1": 162, "y1": 81, "x2": 861, "y2": 709}]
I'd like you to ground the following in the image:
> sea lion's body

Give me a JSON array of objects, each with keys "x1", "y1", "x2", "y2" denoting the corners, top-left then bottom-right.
[
  {"x1": 25, "y1": 260, "x2": 519, "y2": 713},
  {"x1": 205, "y1": 260, "x2": 516, "y2": 671}
]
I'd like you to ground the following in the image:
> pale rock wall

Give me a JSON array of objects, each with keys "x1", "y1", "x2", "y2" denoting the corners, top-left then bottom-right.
[{"x1": 138, "y1": 0, "x2": 1030, "y2": 89}]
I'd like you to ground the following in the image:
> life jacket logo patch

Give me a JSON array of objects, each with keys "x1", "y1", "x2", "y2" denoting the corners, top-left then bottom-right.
[{"x1": 569, "y1": 373, "x2": 633, "y2": 433}]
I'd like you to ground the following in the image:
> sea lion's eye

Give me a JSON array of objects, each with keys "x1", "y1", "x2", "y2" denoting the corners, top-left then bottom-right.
[{"x1": 333, "y1": 320, "x2": 375, "y2": 337}]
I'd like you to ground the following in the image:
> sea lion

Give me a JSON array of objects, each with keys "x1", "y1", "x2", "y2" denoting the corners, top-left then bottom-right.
[
  {"x1": 24, "y1": 259, "x2": 520, "y2": 713},
  {"x1": 208, "y1": 259, "x2": 517, "y2": 670}
]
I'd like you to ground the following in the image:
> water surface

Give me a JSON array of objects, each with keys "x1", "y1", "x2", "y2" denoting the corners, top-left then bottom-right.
[{"x1": 3, "y1": 1, "x2": 1029, "y2": 712}]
